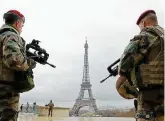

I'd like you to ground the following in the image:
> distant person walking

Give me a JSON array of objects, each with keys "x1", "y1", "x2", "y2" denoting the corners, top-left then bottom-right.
[
  {"x1": 20, "y1": 104, "x2": 23, "y2": 112},
  {"x1": 48, "y1": 100, "x2": 54, "y2": 117},
  {"x1": 33, "y1": 102, "x2": 36, "y2": 111},
  {"x1": 26, "y1": 102, "x2": 29, "y2": 113},
  {"x1": 33, "y1": 102, "x2": 38, "y2": 114}
]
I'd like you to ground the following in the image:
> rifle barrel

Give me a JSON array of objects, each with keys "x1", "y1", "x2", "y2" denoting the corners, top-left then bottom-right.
[
  {"x1": 100, "y1": 74, "x2": 112, "y2": 83},
  {"x1": 46, "y1": 62, "x2": 56, "y2": 68},
  {"x1": 101, "y1": 58, "x2": 120, "y2": 83}
]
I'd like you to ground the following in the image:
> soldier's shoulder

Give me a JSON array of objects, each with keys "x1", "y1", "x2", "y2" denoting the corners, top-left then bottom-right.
[
  {"x1": 0, "y1": 25, "x2": 20, "y2": 44},
  {"x1": 130, "y1": 27, "x2": 159, "y2": 42},
  {"x1": 4, "y1": 30, "x2": 19, "y2": 38},
  {"x1": 2, "y1": 31, "x2": 21, "y2": 46},
  {"x1": 141, "y1": 25, "x2": 164, "y2": 36},
  {"x1": 130, "y1": 33, "x2": 147, "y2": 42}
]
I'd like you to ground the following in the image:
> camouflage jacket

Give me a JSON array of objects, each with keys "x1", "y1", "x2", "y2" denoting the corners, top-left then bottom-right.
[
  {"x1": 48, "y1": 102, "x2": 54, "y2": 109},
  {"x1": 118, "y1": 25, "x2": 164, "y2": 85},
  {"x1": 0, "y1": 24, "x2": 35, "y2": 82}
]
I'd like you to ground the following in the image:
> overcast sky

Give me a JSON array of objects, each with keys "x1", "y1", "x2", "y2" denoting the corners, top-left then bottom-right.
[{"x1": 0, "y1": 0, "x2": 164, "y2": 109}]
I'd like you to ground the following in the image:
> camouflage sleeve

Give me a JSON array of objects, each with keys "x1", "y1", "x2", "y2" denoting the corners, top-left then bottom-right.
[
  {"x1": 118, "y1": 33, "x2": 149, "y2": 76},
  {"x1": 3, "y1": 35, "x2": 36, "y2": 71}
]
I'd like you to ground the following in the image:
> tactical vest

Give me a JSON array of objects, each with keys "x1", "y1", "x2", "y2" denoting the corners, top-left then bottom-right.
[
  {"x1": 0, "y1": 25, "x2": 24, "y2": 82},
  {"x1": 135, "y1": 26, "x2": 164, "y2": 88},
  {"x1": 0, "y1": 25, "x2": 35, "y2": 93}
]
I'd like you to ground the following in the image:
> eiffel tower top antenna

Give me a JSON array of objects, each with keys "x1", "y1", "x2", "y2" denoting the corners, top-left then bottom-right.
[{"x1": 84, "y1": 36, "x2": 88, "y2": 48}]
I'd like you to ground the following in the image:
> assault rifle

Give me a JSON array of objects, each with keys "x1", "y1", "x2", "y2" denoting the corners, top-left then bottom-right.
[
  {"x1": 26, "y1": 39, "x2": 56, "y2": 68},
  {"x1": 100, "y1": 58, "x2": 120, "y2": 83}
]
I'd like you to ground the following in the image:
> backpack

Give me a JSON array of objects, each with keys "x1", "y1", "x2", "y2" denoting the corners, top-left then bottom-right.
[
  {"x1": 135, "y1": 26, "x2": 164, "y2": 88},
  {"x1": 0, "y1": 28, "x2": 35, "y2": 93}
]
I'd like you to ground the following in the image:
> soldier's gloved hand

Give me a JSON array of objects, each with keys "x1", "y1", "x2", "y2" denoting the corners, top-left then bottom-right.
[
  {"x1": 27, "y1": 58, "x2": 36, "y2": 69},
  {"x1": 116, "y1": 76, "x2": 138, "y2": 99},
  {"x1": 116, "y1": 76, "x2": 127, "y2": 90}
]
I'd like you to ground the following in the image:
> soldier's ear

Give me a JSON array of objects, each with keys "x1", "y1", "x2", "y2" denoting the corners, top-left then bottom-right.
[
  {"x1": 142, "y1": 21, "x2": 146, "y2": 27},
  {"x1": 14, "y1": 20, "x2": 19, "y2": 28},
  {"x1": 15, "y1": 20, "x2": 21, "y2": 27}
]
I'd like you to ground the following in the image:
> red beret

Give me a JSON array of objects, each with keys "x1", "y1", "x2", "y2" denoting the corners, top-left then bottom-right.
[
  {"x1": 5, "y1": 10, "x2": 25, "y2": 23},
  {"x1": 136, "y1": 10, "x2": 156, "y2": 25}
]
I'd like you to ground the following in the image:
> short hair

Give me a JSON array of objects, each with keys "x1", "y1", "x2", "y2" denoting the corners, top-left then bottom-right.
[
  {"x1": 3, "y1": 12, "x2": 20, "y2": 25},
  {"x1": 143, "y1": 13, "x2": 158, "y2": 23}
]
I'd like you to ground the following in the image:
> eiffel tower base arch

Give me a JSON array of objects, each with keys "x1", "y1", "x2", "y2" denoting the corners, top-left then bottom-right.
[{"x1": 70, "y1": 99, "x2": 98, "y2": 116}]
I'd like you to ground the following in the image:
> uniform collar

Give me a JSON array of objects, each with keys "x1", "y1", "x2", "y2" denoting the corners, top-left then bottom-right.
[{"x1": 0, "y1": 24, "x2": 20, "y2": 35}]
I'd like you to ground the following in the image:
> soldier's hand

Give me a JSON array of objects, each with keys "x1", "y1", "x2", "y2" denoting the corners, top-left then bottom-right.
[
  {"x1": 116, "y1": 76, "x2": 127, "y2": 90},
  {"x1": 116, "y1": 76, "x2": 138, "y2": 99},
  {"x1": 27, "y1": 58, "x2": 36, "y2": 69}
]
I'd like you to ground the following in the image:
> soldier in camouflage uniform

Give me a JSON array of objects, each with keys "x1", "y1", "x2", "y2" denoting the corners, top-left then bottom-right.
[
  {"x1": 0, "y1": 10, "x2": 36, "y2": 121},
  {"x1": 116, "y1": 10, "x2": 164, "y2": 121},
  {"x1": 48, "y1": 100, "x2": 54, "y2": 117}
]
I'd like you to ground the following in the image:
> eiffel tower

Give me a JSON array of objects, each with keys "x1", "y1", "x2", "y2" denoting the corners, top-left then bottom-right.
[{"x1": 70, "y1": 37, "x2": 98, "y2": 116}]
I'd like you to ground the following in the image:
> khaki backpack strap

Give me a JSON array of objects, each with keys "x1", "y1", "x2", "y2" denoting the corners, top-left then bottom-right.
[
  {"x1": 154, "y1": 27, "x2": 164, "y2": 38},
  {"x1": 142, "y1": 26, "x2": 164, "y2": 40}
]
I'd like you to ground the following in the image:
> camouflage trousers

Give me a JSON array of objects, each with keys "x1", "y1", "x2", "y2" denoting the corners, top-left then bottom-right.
[
  {"x1": 136, "y1": 87, "x2": 164, "y2": 121},
  {"x1": 0, "y1": 84, "x2": 19, "y2": 121},
  {"x1": 48, "y1": 108, "x2": 53, "y2": 117}
]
